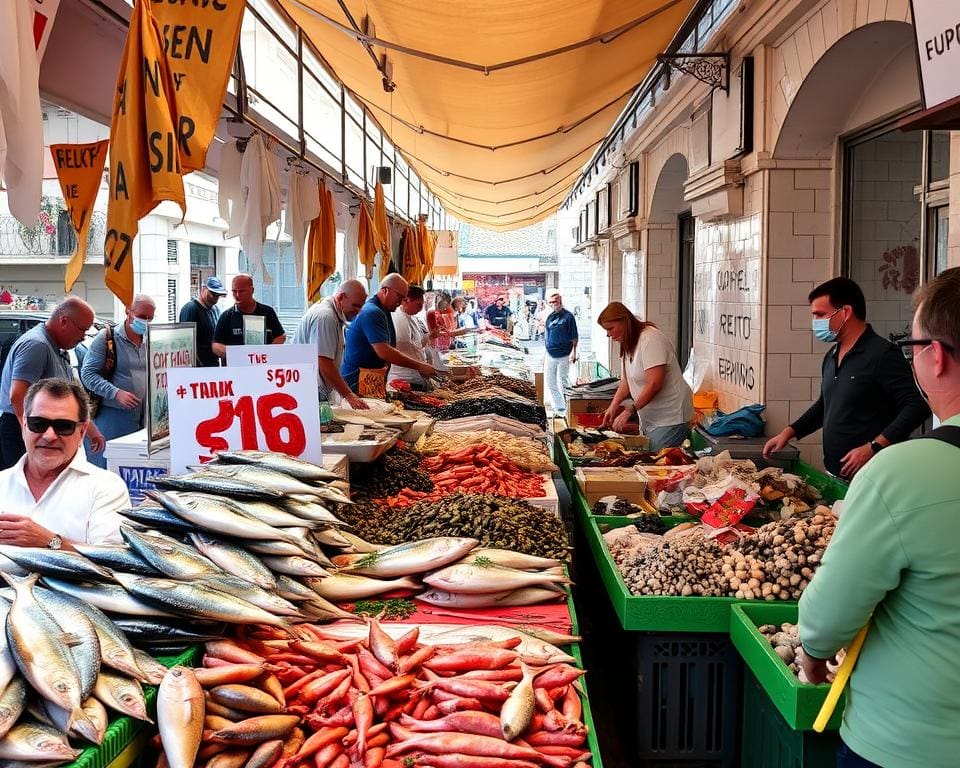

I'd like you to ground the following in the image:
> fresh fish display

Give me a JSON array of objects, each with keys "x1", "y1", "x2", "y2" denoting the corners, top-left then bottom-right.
[
  {"x1": 0, "y1": 678, "x2": 26, "y2": 741},
  {"x1": 258, "y1": 556, "x2": 329, "y2": 578},
  {"x1": 339, "y1": 537, "x2": 479, "y2": 578},
  {"x1": 423, "y1": 562, "x2": 570, "y2": 595},
  {"x1": 120, "y1": 527, "x2": 221, "y2": 580},
  {"x1": 31, "y1": 587, "x2": 101, "y2": 700},
  {"x1": 40, "y1": 578, "x2": 177, "y2": 618},
  {"x1": 116, "y1": 506, "x2": 198, "y2": 533},
  {"x1": 0, "y1": 722, "x2": 80, "y2": 762},
  {"x1": 151, "y1": 492, "x2": 305, "y2": 546},
  {"x1": 415, "y1": 586, "x2": 566, "y2": 608},
  {"x1": 151, "y1": 471, "x2": 283, "y2": 499},
  {"x1": 187, "y1": 463, "x2": 328, "y2": 499},
  {"x1": 0, "y1": 547, "x2": 112, "y2": 582},
  {"x1": 212, "y1": 450, "x2": 342, "y2": 482},
  {"x1": 157, "y1": 667, "x2": 204, "y2": 768},
  {"x1": 93, "y1": 669, "x2": 151, "y2": 721},
  {"x1": 304, "y1": 573, "x2": 420, "y2": 602},
  {"x1": 461, "y1": 549, "x2": 563, "y2": 571},
  {"x1": 187, "y1": 533, "x2": 276, "y2": 590},
  {"x1": 73, "y1": 544, "x2": 160, "y2": 577}
]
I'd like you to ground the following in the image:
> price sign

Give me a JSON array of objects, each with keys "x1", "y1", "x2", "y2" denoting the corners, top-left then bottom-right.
[
  {"x1": 167, "y1": 365, "x2": 322, "y2": 473},
  {"x1": 226, "y1": 344, "x2": 316, "y2": 370}
]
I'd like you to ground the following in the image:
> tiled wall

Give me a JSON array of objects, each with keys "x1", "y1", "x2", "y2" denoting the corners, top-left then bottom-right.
[
  {"x1": 645, "y1": 224, "x2": 678, "y2": 344},
  {"x1": 621, "y1": 249, "x2": 644, "y2": 314}
]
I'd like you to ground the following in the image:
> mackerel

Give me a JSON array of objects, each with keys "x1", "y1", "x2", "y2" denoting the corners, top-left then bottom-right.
[
  {"x1": 0, "y1": 546, "x2": 112, "y2": 581},
  {"x1": 0, "y1": 722, "x2": 80, "y2": 762},
  {"x1": 152, "y1": 492, "x2": 306, "y2": 546},
  {"x1": 151, "y1": 471, "x2": 283, "y2": 499},
  {"x1": 120, "y1": 527, "x2": 222, "y2": 579},
  {"x1": 41, "y1": 577, "x2": 177, "y2": 618},
  {"x1": 211, "y1": 450, "x2": 341, "y2": 482},
  {"x1": 0, "y1": 678, "x2": 26, "y2": 741},
  {"x1": 32, "y1": 586, "x2": 101, "y2": 700},
  {"x1": 340, "y1": 537, "x2": 479, "y2": 578},
  {"x1": 187, "y1": 463, "x2": 327, "y2": 498},
  {"x1": 188, "y1": 532, "x2": 277, "y2": 590},
  {"x1": 94, "y1": 669, "x2": 151, "y2": 721},
  {"x1": 74, "y1": 544, "x2": 160, "y2": 577},
  {"x1": 116, "y1": 506, "x2": 198, "y2": 533}
]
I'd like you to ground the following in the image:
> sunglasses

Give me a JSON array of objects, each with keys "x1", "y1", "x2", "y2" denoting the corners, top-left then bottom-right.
[
  {"x1": 896, "y1": 338, "x2": 956, "y2": 362},
  {"x1": 26, "y1": 416, "x2": 81, "y2": 436}
]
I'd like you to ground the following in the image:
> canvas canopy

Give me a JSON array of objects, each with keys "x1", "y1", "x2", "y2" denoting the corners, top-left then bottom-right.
[{"x1": 278, "y1": 0, "x2": 695, "y2": 229}]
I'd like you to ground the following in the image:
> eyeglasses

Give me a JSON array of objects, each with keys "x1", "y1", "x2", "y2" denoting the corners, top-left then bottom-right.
[
  {"x1": 385, "y1": 287, "x2": 408, "y2": 300},
  {"x1": 896, "y1": 338, "x2": 956, "y2": 362},
  {"x1": 26, "y1": 416, "x2": 81, "y2": 436},
  {"x1": 64, "y1": 315, "x2": 88, "y2": 334}
]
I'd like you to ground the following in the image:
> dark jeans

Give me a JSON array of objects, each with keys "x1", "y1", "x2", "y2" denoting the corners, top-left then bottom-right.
[
  {"x1": 0, "y1": 411, "x2": 25, "y2": 469},
  {"x1": 837, "y1": 741, "x2": 882, "y2": 768}
]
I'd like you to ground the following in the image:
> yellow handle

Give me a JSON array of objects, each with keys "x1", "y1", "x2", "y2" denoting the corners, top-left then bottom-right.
[{"x1": 813, "y1": 624, "x2": 869, "y2": 733}]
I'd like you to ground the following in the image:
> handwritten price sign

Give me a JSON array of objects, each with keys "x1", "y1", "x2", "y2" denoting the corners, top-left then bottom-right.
[
  {"x1": 226, "y1": 344, "x2": 316, "y2": 371},
  {"x1": 167, "y1": 365, "x2": 322, "y2": 473}
]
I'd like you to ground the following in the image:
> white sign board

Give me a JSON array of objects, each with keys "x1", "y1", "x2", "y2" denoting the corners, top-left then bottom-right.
[
  {"x1": 167, "y1": 364, "x2": 322, "y2": 473},
  {"x1": 226, "y1": 344, "x2": 316, "y2": 369},
  {"x1": 911, "y1": 1, "x2": 960, "y2": 108}
]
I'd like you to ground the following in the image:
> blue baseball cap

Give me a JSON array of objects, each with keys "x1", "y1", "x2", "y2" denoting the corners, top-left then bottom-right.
[{"x1": 205, "y1": 277, "x2": 227, "y2": 295}]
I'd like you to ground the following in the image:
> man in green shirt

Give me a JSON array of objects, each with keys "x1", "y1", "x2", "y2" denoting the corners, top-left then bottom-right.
[{"x1": 798, "y1": 267, "x2": 960, "y2": 768}]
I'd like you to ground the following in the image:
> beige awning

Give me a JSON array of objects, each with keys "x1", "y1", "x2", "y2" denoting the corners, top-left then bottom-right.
[{"x1": 278, "y1": 0, "x2": 695, "y2": 230}]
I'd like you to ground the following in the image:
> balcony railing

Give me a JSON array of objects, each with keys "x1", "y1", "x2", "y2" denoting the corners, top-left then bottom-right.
[{"x1": 0, "y1": 211, "x2": 106, "y2": 259}]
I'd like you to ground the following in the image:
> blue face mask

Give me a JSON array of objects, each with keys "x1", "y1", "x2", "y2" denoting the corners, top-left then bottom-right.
[
  {"x1": 812, "y1": 308, "x2": 844, "y2": 343},
  {"x1": 131, "y1": 317, "x2": 149, "y2": 335}
]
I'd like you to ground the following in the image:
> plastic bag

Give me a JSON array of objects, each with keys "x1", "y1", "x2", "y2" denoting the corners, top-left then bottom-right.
[
  {"x1": 682, "y1": 347, "x2": 709, "y2": 392},
  {"x1": 702, "y1": 403, "x2": 766, "y2": 438}
]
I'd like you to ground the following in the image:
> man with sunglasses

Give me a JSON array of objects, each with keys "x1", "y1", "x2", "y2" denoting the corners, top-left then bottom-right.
[
  {"x1": 293, "y1": 279, "x2": 369, "y2": 409},
  {"x1": 798, "y1": 267, "x2": 960, "y2": 768},
  {"x1": 340, "y1": 273, "x2": 437, "y2": 394},
  {"x1": 0, "y1": 297, "x2": 106, "y2": 470},
  {"x1": 0, "y1": 378, "x2": 127, "y2": 549},
  {"x1": 764, "y1": 277, "x2": 928, "y2": 478}
]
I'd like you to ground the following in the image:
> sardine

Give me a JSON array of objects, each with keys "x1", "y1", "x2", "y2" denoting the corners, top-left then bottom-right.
[
  {"x1": 0, "y1": 546, "x2": 112, "y2": 581},
  {"x1": 116, "y1": 506, "x2": 198, "y2": 533},
  {"x1": 0, "y1": 678, "x2": 26, "y2": 741},
  {"x1": 340, "y1": 537, "x2": 479, "y2": 578},
  {"x1": 305, "y1": 573, "x2": 420, "y2": 602},
  {"x1": 41, "y1": 696, "x2": 109, "y2": 745},
  {"x1": 74, "y1": 544, "x2": 161, "y2": 577},
  {"x1": 157, "y1": 667, "x2": 205, "y2": 768},
  {"x1": 186, "y1": 464, "x2": 326, "y2": 498},
  {"x1": 461, "y1": 549, "x2": 563, "y2": 571},
  {"x1": 0, "y1": 722, "x2": 80, "y2": 762},
  {"x1": 112, "y1": 618, "x2": 229, "y2": 644},
  {"x1": 188, "y1": 532, "x2": 276, "y2": 590},
  {"x1": 150, "y1": 472, "x2": 283, "y2": 499},
  {"x1": 152, "y1": 492, "x2": 305, "y2": 547},
  {"x1": 32, "y1": 587, "x2": 101, "y2": 700},
  {"x1": 499, "y1": 663, "x2": 536, "y2": 741},
  {"x1": 40, "y1": 578, "x2": 177, "y2": 618},
  {"x1": 260, "y1": 556, "x2": 329, "y2": 578},
  {"x1": 211, "y1": 450, "x2": 341, "y2": 482},
  {"x1": 94, "y1": 669, "x2": 151, "y2": 721},
  {"x1": 415, "y1": 586, "x2": 564, "y2": 608},
  {"x1": 112, "y1": 574, "x2": 291, "y2": 627},
  {"x1": 423, "y1": 563, "x2": 570, "y2": 594},
  {"x1": 281, "y1": 498, "x2": 351, "y2": 526},
  {"x1": 120, "y1": 527, "x2": 221, "y2": 579},
  {"x1": 1, "y1": 574, "x2": 89, "y2": 730}
]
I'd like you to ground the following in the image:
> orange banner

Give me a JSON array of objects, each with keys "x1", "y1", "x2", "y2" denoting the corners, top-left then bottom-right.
[
  {"x1": 105, "y1": 0, "x2": 185, "y2": 306},
  {"x1": 306, "y1": 180, "x2": 336, "y2": 302},
  {"x1": 152, "y1": 0, "x2": 245, "y2": 172},
  {"x1": 50, "y1": 140, "x2": 108, "y2": 292}
]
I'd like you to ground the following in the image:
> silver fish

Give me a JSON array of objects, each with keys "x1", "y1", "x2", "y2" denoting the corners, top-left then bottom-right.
[
  {"x1": 211, "y1": 450, "x2": 341, "y2": 482},
  {"x1": 0, "y1": 601, "x2": 16, "y2": 694},
  {"x1": 93, "y1": 669, "x2": 151, "y2": 721},
  {"x1": 340, "y1": 537, "x2": 479, "y2": 578},
  {"x1": 40, "y1": 578, "x2": 176, "y2": 618},
  {"x1": 41, "y1": 696, "x2": 109, "y2": 745},
  {"x1": 281, "y1": 498, "x2": 351, "y2": 526},
  {"x1": 112, "y1": 618, "x2": 227, "y2": 644},
  {"x1": 131, "y1": 649, "x2": 169, "y2": 686},
  {"x1": 116, "y1": 506, "x2": 198, "y2": 533},
  {"x1": 196, "y1": 574, "x2": 303, "y2": 617},
  {"x1": 120, "y1": 526, "x2": 222, "y2": 580},
  {"x1": 272, "y1": 574, "x2": 320, "y2": 602},
  {"x1": 337, "y1": 531, "x2": 388, "y2": 554},
  {"x1": 462, "y1": 549, "x2": 563, "y2": 571},
  {"x1": 423, "y1": 562, "x2": 571, "y2": 595},
  {"x1": 1, "y1": 574, "x2": 89, "y2": 730},
  {"x1": 500, "y1": 663, "x2": 536, "y2": 741},
  {"x1": 187, "y1": 464, "x2": 326, "y2": 498},
  {"x1": 112, "y1": 573, "x2": 291, "y2": 627},
  {"x1": 157, "y1": 667, "x2": 205, "y2": 768},
  {"x1": 0, "y1": 722, "x2": 80, "y2": 762},
  {"x1": 188, "y1": 533, "x2": 276, "y2": 590},
  {"x1": 32, "y1": 587, "x2": 101, "y2": 700},
  {"x1": 0, "y1": 678, "x2": 26, "y2": 741},
  {"x1": 0, "y1": 546, "x2": 112, "y2": 581},
  {"x1": 312, "y1": 528, "x2": 351, "y2": 548},
  {"x1": 414, "y1": 586, "x2": 565, "y2": 608},
  {"x1": 154, "y1": 493, "x2": 305, "y2": 547},
  {"x1": 188, "y1": 495, "x2": 317, "y2": 530},
  {"x1": 305, "y1": 573, "x2": 420, "y2": 602},
  {"x1": 260, "y1": 556, "x2": 329, "y2": 578},
  {"x1": 297, "y1": 598, "x2": 357, "y2": 622},
  {"x1": 74, "y1": 544, "x2": 160, "y2": 577},
  {"x1": 150, "y1": 472, "x2": 283, "y2": 499},
  {"x1": 245, "y1": 540, "x2": 320, "y2": 559}
]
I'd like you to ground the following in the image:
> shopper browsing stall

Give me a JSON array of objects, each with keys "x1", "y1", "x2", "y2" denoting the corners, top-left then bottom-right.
[
  {"x1": 212, "y1": 274, "x2": 286, "y2": 359},
  {"x1": 292, "y1": 279, "x2": 368, "y2": 410},
  {"x1": 763, "y1": 277, "x2": 929, "y2": 478},
  {"x1": 543, "y1": 292, "x2": 578, "y2": 416},
  {"x1": 598, "y1": 302, "x2": 693, "y2": 450},
  {"x1": 389, "y1": 286, "x2": 434, "y2": 388},
  {"x1": 79, "y1": 294, "x2": 154, "y2": 468},
  {"x1": 427, "y1": 292, "x2": 472, "y2": 352},
  {"x1": 0, "y1": 378, "x2": 127, "y2": 548},
  {"x1": 178, "y1": 276, "x2": 227, "y2": 367},
  {"x1": 798, "y1": 267, "x2": 960, "y2": 768}
]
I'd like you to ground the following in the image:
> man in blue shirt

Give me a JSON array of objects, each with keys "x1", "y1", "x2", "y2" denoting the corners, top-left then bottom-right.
[
  {"x1": 543, "y1": 292, "x2": 578, "y2": 416},
  {"x1": 341, "y1": 274, "x2": 437, "y2": 393},
  {"x1": 484, "y1": 296, "x2": 512, "y2": 330}
]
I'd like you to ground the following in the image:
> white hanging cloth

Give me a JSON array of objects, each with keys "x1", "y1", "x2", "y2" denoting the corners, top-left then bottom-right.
[
  {"x1": 337, "y1": 199, "x2": 359, "y2": 284},
  {"x1": 218, "y1": 139, "x2": 244, "y2": 239},
  {"x1": 284, "y1": 170, "x2": 319, "y2": 287},
  {"x1": 239, "y1": 134, "x2": 281, "y2": 284}
]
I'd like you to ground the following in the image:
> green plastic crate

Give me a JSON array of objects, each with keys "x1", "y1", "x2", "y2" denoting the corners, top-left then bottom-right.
[
  {"x1": 730, "y1": 604, "x2": 842, "y2": 731},
  {"x1": 791, "y1": 461, "x2": 848, "y2": 503},
  {"x1": 569, "y1": 641, "x2": 605, "y2": 768},
  {"x1": 741, "y1": 671, "x2": 841, "y2": 768},
  {"x1": 67, "y1": 645, "x2": 202, "y2": 768}
]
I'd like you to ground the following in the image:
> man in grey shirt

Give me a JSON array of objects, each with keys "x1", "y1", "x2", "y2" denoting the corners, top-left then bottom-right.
[
  {"x1": 293, "y1": 280, "x2": 369, "y2": 409},
  {"x1": 0, "y1": 297, "x2": 106, "y2": 469}
]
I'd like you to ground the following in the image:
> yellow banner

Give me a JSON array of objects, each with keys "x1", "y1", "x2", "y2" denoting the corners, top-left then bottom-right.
[
  {"x1": 307, "y1": 181, "x2": 336, "y2": 302},
  {"x1": 50, "y1": 141, "x2": 109, "y2": 292},
  {"x1": 105, "y1": 0, "x2": 185, "y2": 306},
  {"x1": 152, "y1": 0, "x2": 245, "y2": 172}
]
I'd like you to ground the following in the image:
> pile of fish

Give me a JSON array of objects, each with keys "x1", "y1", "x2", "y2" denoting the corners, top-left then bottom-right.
[{"x1": 155, "y1": 620, "x2": 591, "y2": 768}]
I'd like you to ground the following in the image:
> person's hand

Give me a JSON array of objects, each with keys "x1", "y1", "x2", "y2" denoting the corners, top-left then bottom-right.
[
  {"x1": 115, "y1": 390, "x2": 141, "y2": 409},
  {"x1": 0, "y1": 514, "x2": 59, "y2": 548},
  {"x1": 612, "y1": 408, "x2": 633, "y2": 433},
  {"x1": 418, "y1": 362, "x2": 438, "y2": 378},
  {"x1": 797, "y1": 648, "x2": 831, "y2": 685},
  {"x1": 601, "y1": 404, "x2": 618, "y2": 428},
  {"x1": 569, "y1": 352, "x2": 578, "y2": 364},
  {"x1": 86, "y1": 423, "x2": 106, "y2": 453},
  {"x1": 428, "y1": 328, "x2": 441, "y2": 340},
  {"x1": 346, "y1": 393, "x2": 370, "y2": 410},
  {"x1": 840, "y1": 443, "x2": 875, "y2": 479},
  {"x1": 763, "y1": 429, "x2": 793, "y2": 458}
]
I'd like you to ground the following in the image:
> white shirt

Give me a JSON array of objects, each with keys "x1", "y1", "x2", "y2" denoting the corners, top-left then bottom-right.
[
  {"x1": 0, "y1": 450, "x2": 128, "y2": 544},
  {"x1": 389, "y1": 310, "x2": 429, "y2": 385},
  {"x1": 293, "y1": 297, "x2": 345, "y2": 401},
  {"x1": 624, "y1": 325, "x2": 694, "y2": 429}
]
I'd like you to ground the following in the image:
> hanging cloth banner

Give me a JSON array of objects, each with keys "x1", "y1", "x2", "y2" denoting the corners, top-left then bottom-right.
[
  {"x1": 372, "y1": 180, "x2": 391, "y2": 264},
  {"x1": 152, "y1": 0, "x2": 245, "y2": 172},
  {"x1": 32, "y1": 0, "x2": 61, "y2": 60},
  {"x1": 50, "y1": 140, "x2": 109, "y2": 292},
  {"x1": 306, "y1": 180, "x2": 336, "y2": 302},
  {"x1": 357, "y1": 200, "x2": 378, "y2": 280},
  {"x1": 105, "y1": 0, "x2": 185, "y2": 306}
]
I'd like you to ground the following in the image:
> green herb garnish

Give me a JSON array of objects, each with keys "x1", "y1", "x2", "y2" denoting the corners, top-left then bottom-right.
[
  {"x1": 353, "y1": 551, "x2": 381, "y2": 569},
  {"x1": 472, "y1": 555, "x2": 494, "y2": 568},
  {"x1": 352, "y1": 598, "x2": 417, "y2": 621}
]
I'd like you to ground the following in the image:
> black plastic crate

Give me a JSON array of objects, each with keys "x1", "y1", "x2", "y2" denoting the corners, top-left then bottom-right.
[{"x1": 636, "y1": 633, "x2": 743, "y2": 767}]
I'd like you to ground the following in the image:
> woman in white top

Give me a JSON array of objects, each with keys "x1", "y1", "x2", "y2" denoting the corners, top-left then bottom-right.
[{"x1": 598, "y1": 302, "x2": 693, "y2": 450}]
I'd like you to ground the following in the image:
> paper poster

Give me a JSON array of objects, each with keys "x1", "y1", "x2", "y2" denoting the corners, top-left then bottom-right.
[{"x1": 146, "y1": 322, "x2": 196, "y2": 452}]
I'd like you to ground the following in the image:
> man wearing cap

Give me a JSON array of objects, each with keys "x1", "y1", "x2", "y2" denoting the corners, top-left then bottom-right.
[{"x1": 179, "y1": 277, "x2": 228, "y2": 367}]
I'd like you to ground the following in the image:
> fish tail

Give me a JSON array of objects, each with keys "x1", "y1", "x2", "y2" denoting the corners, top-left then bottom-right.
[{"x1": 0, "y1": 572, "x2": 36, "y2": 590}]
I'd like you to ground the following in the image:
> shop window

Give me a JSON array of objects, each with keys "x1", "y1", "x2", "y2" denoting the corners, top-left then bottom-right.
[
  {"x1": 240, "y1": 242, "x2": 307, "y2": 330},
  {"x1": 929, "y1": 131, "x2": 950, "y2": 185},
  {"x1": 189, "y1": 243, "x2": 217, "y2": 300},
  {"x1": 930, "y1": 206, "x2": 949, "y2": 278}
]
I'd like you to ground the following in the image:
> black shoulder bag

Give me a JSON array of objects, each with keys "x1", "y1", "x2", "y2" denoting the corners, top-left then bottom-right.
[{"x1": 86, "y1": 325, "x2": 116, "y2": 418}]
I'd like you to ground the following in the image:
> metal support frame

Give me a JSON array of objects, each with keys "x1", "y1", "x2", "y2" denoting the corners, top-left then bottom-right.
[{"x1": 656, "y1": 52, "x2": 729, "y2": 93}]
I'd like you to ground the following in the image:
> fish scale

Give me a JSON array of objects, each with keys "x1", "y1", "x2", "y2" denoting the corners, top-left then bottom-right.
[
  {"x1": 211, "y1": 449, "x2": 341, "y2": 482},
  {"x1": 340, "y1": 537, "x2": 479, "y2": 578},
  {"x1": 32, "y1": 587, "x2": 101, "y2": 701}
]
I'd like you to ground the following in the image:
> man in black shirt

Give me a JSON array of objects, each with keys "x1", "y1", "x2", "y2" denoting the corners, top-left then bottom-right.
[
  {"x1": 212, "y1": 274, "x2": 286, "y2": 361},
  {"x1": 484, "y1": 296, "x2": 512, "y2": 330},
  {"x1": 764, "y1": 277, "x2": 929, "y2": 478},
  {"x1": 179, "y1": 276, "x2": 227, "y2": 367}
]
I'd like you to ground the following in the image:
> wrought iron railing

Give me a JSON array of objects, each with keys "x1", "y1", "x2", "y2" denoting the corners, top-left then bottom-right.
[{"x1": 0, "y1": 211, "x2": 106, "y2": 259}]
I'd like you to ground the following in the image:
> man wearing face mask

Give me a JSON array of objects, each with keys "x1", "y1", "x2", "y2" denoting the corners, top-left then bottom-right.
[
  {"x1": 764, "y1": 277, "x2": 929, "y2": 478},
  {"x1": 80, "y1": 294, "x2": 155, "y2": 468}
]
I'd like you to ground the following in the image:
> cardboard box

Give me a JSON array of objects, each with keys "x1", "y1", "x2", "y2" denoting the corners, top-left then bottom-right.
[
  {"x1": 534, "y1": 372, "x2": 544, "y2": 406},
  {"x1": 565, "y1": 396, "x2": 613, "y2": 428},
  {"x1": 575, "y1": 467, "x2": 647, "y2": 506}
]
